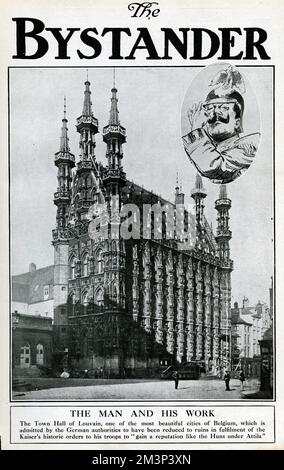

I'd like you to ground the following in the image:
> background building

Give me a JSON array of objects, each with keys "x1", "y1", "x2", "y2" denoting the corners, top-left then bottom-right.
[
  {"x1": 12, "y1": 263, "x2": 54, "y2": 318},
  {"x1": 12, "y1": 311, "x2": 53, "y2": 375},
  {"x1": 231, "y1": 292, "x2": 273, "y2": 377},
  {"x1": 12, "y1": 263, "x2": 54, "y2": 375},
  {"x1": 259, "y1": 325, "x2": 273, "y2": 394}
]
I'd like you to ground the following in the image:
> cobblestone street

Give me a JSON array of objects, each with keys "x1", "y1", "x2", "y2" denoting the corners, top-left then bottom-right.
[{"x1": 13, "y1": 377, "x2": 261, "y2": 401}]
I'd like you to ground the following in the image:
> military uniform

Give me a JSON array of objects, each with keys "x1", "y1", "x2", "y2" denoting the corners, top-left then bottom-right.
[{"x1": 183, "y1": 128, "x2": 260, "y2": 184}]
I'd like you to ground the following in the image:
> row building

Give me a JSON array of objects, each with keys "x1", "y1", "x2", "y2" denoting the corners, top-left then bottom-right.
[
  {"x1": 231, "y1": 293, "x2": 272, "y2": 378},
  {"x1": 11, "y1": 264, "x2": 54, "y2": 373}
]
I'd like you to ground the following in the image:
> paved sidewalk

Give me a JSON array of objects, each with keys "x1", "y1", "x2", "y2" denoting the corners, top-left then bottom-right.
[{"x1": 13, "y1": 378, "x2": 261, "y2": 401}]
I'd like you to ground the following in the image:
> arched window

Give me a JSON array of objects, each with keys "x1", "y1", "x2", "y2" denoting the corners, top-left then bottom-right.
[
  {"x1": 82, "y1": 291, "x2": 89, "y2": 315},
  {"x1": 82, "y1": 292, "x2": 88, "y2": 307},
  {"x1": 70, "y1": 257, "x2": 75, "y2": 279},
  {"x1": 97, "y1": 249, "x2": 103, "y2": 274},
  {"x1": 36, "y1": 344, "x2": 44, "y2": 365},
  {"x1": 82, "y1": 253, "x2": 89, "y2": 277},
  {"x1": 95, "y1": 289, "x2": 104, "y2": 311},
  {"x1": 86, "y1": 175, "x2": 92, "y2": 188},
  {"x1": 113, "y1": 284, "x2": 117, "y2": 299},
  {"x1": 69, "y1": 293, "x2": 76, "y2": 315},
  {"x1": 20, "y1": 344, "x2": 30, "y2": 368}
]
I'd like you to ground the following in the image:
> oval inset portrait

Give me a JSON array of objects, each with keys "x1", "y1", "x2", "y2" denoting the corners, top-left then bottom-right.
[{"x1": 181, "y1": 63, "x2": 261, "y2": 184}]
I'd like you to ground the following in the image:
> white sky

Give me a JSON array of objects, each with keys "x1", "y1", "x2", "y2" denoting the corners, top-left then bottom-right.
[{"x1": 10, "y1": 66, "x2": 273, "y2": 305}]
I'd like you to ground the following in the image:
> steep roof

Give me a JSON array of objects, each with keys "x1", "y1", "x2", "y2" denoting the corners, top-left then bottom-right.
[
  {"x1": 12, "y1": 283, "x2": 29, "y2": 303},
  {"x1": 12, "y1": 265, "x2": 54, "y2": 304},
  {"x1": 124, "y1": 180, "x2": 173, "y2": 208},
  {"x1": 235, "y1": 318, "x2": 252, "y2": 326},
  {"x1": 12, "y1": 271, "x2": 31, "y2": 285},
  {"x1": 29, "y1": 266, "x2": 54, "y2": 303},
  {"x1": 231, "y1": 309, "x2": 252, "y2": 326},
  {"x1": 241, "y1": 307, "x2": 255, "y2": 315},
  {"x1": 123, "y1": 179, "x2": 218, "y2": 254}
]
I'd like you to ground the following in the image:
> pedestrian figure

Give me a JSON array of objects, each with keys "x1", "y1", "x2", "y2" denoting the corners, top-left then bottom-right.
[
  {"x1": 172, "y1": 370, "x2": 179, "y2": 389},
  {"x1": 239, "y1": 370, "x2": 245, "y2": 391},
  {"x1": 224, "y1": 370, "x2": 231, "y2": 391}
]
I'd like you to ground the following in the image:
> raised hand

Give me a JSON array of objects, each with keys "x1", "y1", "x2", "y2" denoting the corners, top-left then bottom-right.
[{"x1": 187, "y1": 101, "x2": 206, "y2": 132}]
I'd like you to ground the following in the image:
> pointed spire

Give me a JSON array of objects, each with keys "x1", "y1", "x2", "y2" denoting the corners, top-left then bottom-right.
[
  {"x1": 82, "y1": 76, "x2": 92, "y2": 117},
  {"x1": 191, "y1": 173, "x2": 207, "y2": 200},
  {"x1": 64, "y1": 95, "x2": 66, "y2": 118},
  {"x1": 195, "y1": 173, "x2": 204, "y2": 191},
  {"x1": 76, "y1": 75, "x2": 98, "y2": 140},
  {"x1": 103, "y1": 70, "x2": 126, "y2": 153},
  {"x1": 175, "y1": 172, "x2": 179, "y2": 194},
  {"x1": 109, "y1": 84, "x2": 119, "y2": 126},
  {"x1": 175, "y1": 171, "x2": 185, "y2": 204},
  {"x1": 219, "y1": 184, "x2": 227, "y2": 199},
  {"x1": 59, "y1": 96, "x2": 70, "y2": 153}
]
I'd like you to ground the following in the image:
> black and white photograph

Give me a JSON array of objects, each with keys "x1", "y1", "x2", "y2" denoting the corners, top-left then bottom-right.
[
  {"x1": 10, "y1": 66, "x2": 274, "y2": 402},
  {"x1": 2, "y1": 0, "x2": 284, "y2": 455}
]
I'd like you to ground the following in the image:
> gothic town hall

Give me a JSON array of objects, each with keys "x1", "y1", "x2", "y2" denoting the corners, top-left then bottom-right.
[{"x1": 52, "y1": 78, "x2": 233, "y2": 377}]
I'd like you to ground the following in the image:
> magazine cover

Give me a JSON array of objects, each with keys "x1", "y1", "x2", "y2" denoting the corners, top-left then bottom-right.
[{"x1": 0, "y1": 0, "x2": 283, "y2": 455}]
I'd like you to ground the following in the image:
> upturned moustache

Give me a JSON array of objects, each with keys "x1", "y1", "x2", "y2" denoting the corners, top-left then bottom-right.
[{"x1": 207, "y1": 115, "x2": 230, "y2": 124}]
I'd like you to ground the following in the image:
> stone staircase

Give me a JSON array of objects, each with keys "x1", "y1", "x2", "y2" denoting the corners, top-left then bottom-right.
[{"x1": 12, "y1": 378, "x2": 33, "y2": 392}]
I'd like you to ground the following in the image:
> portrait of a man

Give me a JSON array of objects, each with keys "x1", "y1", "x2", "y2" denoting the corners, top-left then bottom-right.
[{"x1": 182, "y1": 65, "x2": 260, "y2": 184}]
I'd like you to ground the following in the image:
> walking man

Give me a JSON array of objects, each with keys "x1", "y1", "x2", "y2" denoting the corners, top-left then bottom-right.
[
  {"x1": 239, "y1": 369, "x2": 246, "y2": 391},
  {"x1": 224, "y1": 370, "x2": 231, "y2": 391},
  {"x1": 172, "y1": 370, "x2": 179, "y2": 390}
]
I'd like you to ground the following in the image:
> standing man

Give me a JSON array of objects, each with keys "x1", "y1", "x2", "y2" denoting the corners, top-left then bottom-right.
[
  {"x1": 239, "y1": 369, "x2": 246, "y2": 391},
  {"x1": 172, "y1": 370, "x2": 179, "y2": 390},
  {"x1": 224, "y1": 370, "x2": 231, "y2": 391}
]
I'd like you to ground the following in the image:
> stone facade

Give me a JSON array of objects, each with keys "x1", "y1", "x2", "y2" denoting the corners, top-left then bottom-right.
[
  {"x1": 12, "y1": 263, "x2": 54, "y2": 319},
  {"x1": 231, "y1": 297, "x2": 272, "y2": 373},
  {"x1": 12, "y1": 312, "x2": 53, "y2": 373},
  {"x1": 52, "y1": 80, "x2": 233, "y2": 377},
  {"x1": 12, "y1": 264, "x2": 54, "y2": 376}
]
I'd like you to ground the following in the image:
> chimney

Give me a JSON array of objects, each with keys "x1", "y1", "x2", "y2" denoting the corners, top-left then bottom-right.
[{"x1": 29, "y1": 262, "x2": 36, "y2": 273}]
